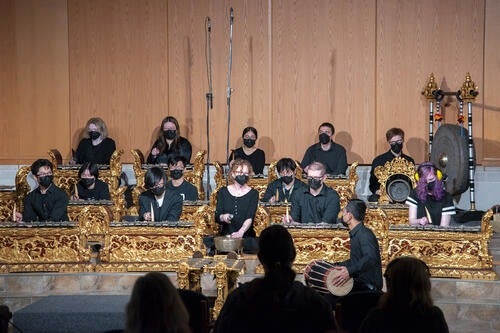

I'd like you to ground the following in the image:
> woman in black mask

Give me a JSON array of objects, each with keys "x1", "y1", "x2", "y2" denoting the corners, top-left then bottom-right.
[
  {"x1": 73, "y1": 117, "x2": 116, "y2": 165},
  {"x1": 139, "y1": 167, "x2": 182, "y2": 221},
  {"x1": 215, "y1": 159, "x2": 259, "y2": 253},
  {"x1": 71, "y1": 162, "x2": 110, "y2": 201},
  {"x1": 147, "y1": 116, "x2": 192, "y2": 164},
  {"x1": 229, "y1": 127, "x2": 266, "y2": 175}
]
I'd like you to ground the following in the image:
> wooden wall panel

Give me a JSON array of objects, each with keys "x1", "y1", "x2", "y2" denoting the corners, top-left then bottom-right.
[
  {"x1": 68, "y1": 0, "x2": 169, "y2": 162},
  {"x1": 376, "y1": 0, "x2": 485, "y2": 164},
  {"x1": 0, "y1": 0, "x2": 69, "y2": 164}
]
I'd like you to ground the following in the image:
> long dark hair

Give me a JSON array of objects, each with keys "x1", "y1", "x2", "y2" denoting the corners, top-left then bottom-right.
[
  {"x1": 126, "y1": 272, "x2": 190, "y2": 333},
  {"x1": 157, "y1": 116, "x2": 181, "y2": 153}
]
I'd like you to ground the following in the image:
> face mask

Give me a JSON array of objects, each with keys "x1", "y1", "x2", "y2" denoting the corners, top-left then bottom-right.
[
  {"x1": 340, "y1": 216, "x2": 349, "y2": 228},
  {"x1": 170, "y1": 169, "x2": 183, "y2": 180},
  {"x1": 281, "y1": 176, "x2": 293, "y2": 185},
  {"x1": 150, "y1": 185, "x2": 165, "y2": 196},
  {"x1": 391, "y1": 142, "x2": 403, "y2": 154},
  {"x1": 163, "y1": 130, "x2": 176, "y2": 140},
  {"x1": 80, "y1": 178, "x2": 95, "y2": 189},
  {"x1": 319, "y1": 133, "x2": 330, "y2": 145},
  {"x1": 243, "y1": 138, "x2": 256, "y2": 148},
  {"x1": 235, "y1": 175, "x2": 249, "y2": 185},
  {"x1": 89, "y1": 131, "x2": 101, "y2": 140},
  {"x1": 427, "y1": 180, "x2": 436, "y2": 191},
  {"x1": 38, "y1": 175, "x2": 53, "y2": 188},
  {"x1": 308, "y1": 178, "x2": 322, "y2": 190}
]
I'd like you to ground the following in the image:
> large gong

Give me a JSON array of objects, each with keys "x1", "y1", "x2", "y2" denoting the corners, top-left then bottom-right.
[{"x1": 430, "y1": 124, "x2": 470, "y2": 195}]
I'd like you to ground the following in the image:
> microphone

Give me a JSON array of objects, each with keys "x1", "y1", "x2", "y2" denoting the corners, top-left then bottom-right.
[{"x1": 230, "y1": 7, "x2": 234, "y2": 22}]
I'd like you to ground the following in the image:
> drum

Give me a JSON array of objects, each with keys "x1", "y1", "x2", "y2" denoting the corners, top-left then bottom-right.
[{"x1": 304, "y1": 260, "x2": 353, "y2": 296}]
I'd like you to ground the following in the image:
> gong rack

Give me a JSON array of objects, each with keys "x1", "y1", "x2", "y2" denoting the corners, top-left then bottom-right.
[{"x1": 421, "y1": 73, "x2": 479, "y2": 210}]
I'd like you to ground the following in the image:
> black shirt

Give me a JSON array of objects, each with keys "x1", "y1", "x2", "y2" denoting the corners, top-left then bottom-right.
[
  {"x1": 290, "y1": 184, "x2": 340, "y2": 224},
  {"x1": 301, "y1": 141, "x2": 348, "y2": 175},
  {"x1": 262, "y1": 177, "x2": 307, "y2": 203},
  {"x1": 215, "y1": 187, "x2": 259, "y2": 238},
  {"x1": 23, "y1": 184, "x2": 69, "y2": 222},
  {"x1": 147, "y1": 136, "x2": 192, "y2": 164},
  {"x1": 230, "y1": 147, "x2": 266, "y2": 175},
  {"x1": 138, "y1": 189, "x2": 183, "y2": 221},
  {"x1": 75, "y1": 179, "x2": 111, "y2": 200},
  {"x1": 75, "y1": 137, "x2": 116, "y2": 165},
  {"x1": 166, "y1": 180, "x2": 199, "y2": 201},
  {"x1": 406, "y1": 190, "x2": 456, "y2": 226},
  {"x1": 369, "y1": 150, "x2": 415, "y2": 195},
  {"x1": 338, "y1": 223, "x2": 383, "y2": 290}
]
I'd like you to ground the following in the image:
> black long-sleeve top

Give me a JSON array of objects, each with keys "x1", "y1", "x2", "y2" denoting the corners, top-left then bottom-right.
[
  {"x1": 75, "y1": 137, "x2": 116, "y2": 165},
  {"x1": 75, "y1": 179, "x2": 111, "y2": 200},
  {"x1": 146, "y1": 136, "x2": 192, "y2": 164},
  {"x1": 262, "y1": 178, "x2": 307, "y2": 203},
  {"x1": 301, "y1": 141, "x2": 348, "y2": 175},
  {"x1": 138, "y1": 190, "x2": 183, "y2": 221},
  {"x1": 290, "y1": 185, "x2": 340, "y2": 224},
  {"x1": 230, "y1": 147, "x2": 266, "y2": 175},
  {"x1": 215, "y1": 187, "x2": 259, "y2": 238},
  {"x1": 22, "y1": 184, "x2": 69, "y2": 222}
]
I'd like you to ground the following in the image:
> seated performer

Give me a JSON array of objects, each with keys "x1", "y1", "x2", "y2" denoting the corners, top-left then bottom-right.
[
  {"x1": 215, "y1": 159, "x2": 259, "y2": 253},
  {"x1": 15, "y1": 159, "x2": 69, "y2": 222},
  {"x1": 229, "y1": 127, "x2": 266, "y2": 175},
  {"x1": 406, "y1": 162, "x2": 456, "y2": 227},
  {"x1": 360, "y1": 257, "x2": 449, "y2": 333},
  {"x1": 147, "y1": 116, "x2": 192, "y2": 164},
  {"x1": 139, "y1": 167, "x2": 183, "y2": 221},
  {"x1": 301, "y1": 122, "x2": 347, "y2": 175},
  {"x1": 165, "y1": 155, "x2": 198, "y2": 201},
  {"x1": 285, "y1": 162, "x2": 340, "y2": 224},
  {"x1": 214, "y1": 224, "x2": 336, "y2": 333},
  {"x1": 71, "y1": 162, "x2": 110, "y2": 200},
  {"x1": 73, "y1": 117, "x2": 116, "y2": 165},
  {"x1": 262, "y1": 157, "x2": 306, "y2": 203},
  {"x1": 368, "y1": 128, "x2": 415, "y2": 202}
]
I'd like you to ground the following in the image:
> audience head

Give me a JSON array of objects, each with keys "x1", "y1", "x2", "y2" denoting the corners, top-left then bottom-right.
[
  {"x1": 258, "y1": 224, "x2": 296, "y2": 271},
  {"x1": 415, "y1": 162, "x2": 445, "y2": 201},
  {"x1": 85, "y1": 117, "x2": 109, "y2": 140},
  {"x1": 242, "y1": 126, "x2": 258, "y2": 148},
  {"x1": 168, "y1": 155, "x2": 187, "y2": 180},
  {"x1": 386, "y1": 128, "x2": 405, "y2": 155},
  {"x1": 306, "y1": 161, "x2": 326, "y2": 190},
  {"x1": 228, "y1": 159, "x2": 253, "y2": 185},
  {"x1": 160, "y1": 116, "x2": 181, "y2": 142},
  {"x1": 78, "y1": 162, "x2": 99, "y2": 189},
  {"x1": 31, "y1": 159, "x2": 54, "y2": 189},
  {"x1": 144, "y1": 167, "x2": 167, "y2": 196},
  {"x1": 381, "y1": 256, "x2": 433, "y2": 312},
  {"x1": 276, "y1": 158, "x2": 297, "y2": 185},
  {"x1": 318, "y1": 122, "x2": 335, "y2": 144},
  {"x1": 126, "y1": 272, "x2": 190, "y2": 333}
]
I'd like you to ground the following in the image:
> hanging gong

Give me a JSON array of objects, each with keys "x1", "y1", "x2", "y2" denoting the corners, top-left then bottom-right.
[{"x1": 430, "y1": 124, "x2": 470, "y2": 195}]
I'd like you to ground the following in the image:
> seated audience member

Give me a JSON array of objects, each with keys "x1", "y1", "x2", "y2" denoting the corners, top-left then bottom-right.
[
  {"x1": 360, "y1": 256, "x2": 449, "y2": 333},
  {"x1": 15, "y1": 159, "x2": 69, "y2": 222},
  {"x1": 301, "y1": 122, "x2": 347, "y2": 175},
  {"x1": 215, "y1": 159, "x2": 259, "y2": 253},
  {"x1": 368, "y1": 128, "x2": 415, "y2": 202},
  {"x1": 262, "y1": 157, "x2": 306, "y2": 203},
  {"x1": 406, "y1": 162, "x2": 455, "y2": 227},
  {"x1": 229, "y1": 127, "x2": 266, "y2": 175},
  {"x1": 139, "y1": 167, "x2": 182, "y2": 221},
  {"x1": 73, "y1": 117, "x2": 116, "y2": 165},
  {"x1": 285, "y1": 162, "x2": 340, "y2": 224},
  {"x1": 71, "y1": 162, "x2": 110, "y2": 201},
  {"x1": 214, "y1": 224, "x2": 336, "y2": 333},
  {"x1": 126, "y1": 272, "x2": 191, "y2": 333},
  {"x1": 147, "y1": 116, "x2": 192, "y2": 164},
  {"x1": 165, "y1": 155, "x2": 198, "y2": 201}
]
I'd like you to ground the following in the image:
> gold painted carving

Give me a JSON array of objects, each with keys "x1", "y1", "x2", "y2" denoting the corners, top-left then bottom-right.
[{"x1": 375, "y1": 157, "x2": 416, "y2": 204}]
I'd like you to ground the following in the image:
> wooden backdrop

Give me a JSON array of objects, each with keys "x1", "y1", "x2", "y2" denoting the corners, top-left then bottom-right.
[{"x1": 1, "y1": 0, "x2": 499, "y2": 166}]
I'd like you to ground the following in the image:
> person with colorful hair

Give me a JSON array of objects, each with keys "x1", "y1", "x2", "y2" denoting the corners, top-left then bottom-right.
[{"x1": 406, "y1": 162, "x2": 456, "y2": 227}]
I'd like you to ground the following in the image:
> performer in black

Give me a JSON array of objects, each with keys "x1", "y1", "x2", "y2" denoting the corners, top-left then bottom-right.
[
  {"x1": 147, "y1": 116, "x2": 192, "y2": 164},
  {"x1": 72, "y1": 162, "x2": 110, "y2": 200},
  {"x1": 262, "y1": 157, "x2": 306, "y2": 203}
]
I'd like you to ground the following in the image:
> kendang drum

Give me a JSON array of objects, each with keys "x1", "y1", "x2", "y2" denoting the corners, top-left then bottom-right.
[{"x1": 304, "y1": 260, "x2": 353, "y2": 296}]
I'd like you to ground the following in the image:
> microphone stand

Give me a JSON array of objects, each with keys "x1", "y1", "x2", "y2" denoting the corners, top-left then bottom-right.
[
  {"x1": 205, "y1": 17, "x2": 213, "y2": 200},
  {"x1": 225, "y1": 8, "x2": 234, "y2": 185}
]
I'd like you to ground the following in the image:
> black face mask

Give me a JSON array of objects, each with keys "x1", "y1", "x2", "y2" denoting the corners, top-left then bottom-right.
[
  {"x1": 235, "y1": 175, "x2": 249, "y2": 185},
  {"x1": 38, "y1": 175, "x2": 53, "y2": 188},
  {"x1": 319, "y1": 133, "x2": 330, "y2": 145},
  {"x1": 339, "y1": 214, "x2": 349, "y2": 227},
  {"x1": 163, "y1": 130, "x2": 176, "y2": 140},
  {"x1": 281, "y1": 176, "x2": 293, "y2": 185},
  {"x1": 89, "y1": 131, "x2": 101, "y2": 140},
  {"x1": 80, "y1": 178, "x2": 95, "y2": 189},
  {"x1": 308, "y1": 178, "x2": 322, "y2": 190},
  {"x1": 243, "y1": 138, "x2": 256, "y2": 148},
  {"x1": 150, "y1": 186, "x2": 165, "y2": 196},
  {"x1": 391, "y1": 142, "x2": 403, "y2": 154},
  {"x1": 427, "y1": 180, "x2": 436, "y2": 192},
  {"x1": 170, "y1": 169, "x2": 183, "y2": 180}
]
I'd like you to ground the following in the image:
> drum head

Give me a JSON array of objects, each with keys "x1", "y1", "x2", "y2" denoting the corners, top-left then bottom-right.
[
  {"x1": 386, "y1": 174, "x2": 412, "y2": 203},
  {"x1": 325, "y1": 269, "x2": 354, "y2": 296}
]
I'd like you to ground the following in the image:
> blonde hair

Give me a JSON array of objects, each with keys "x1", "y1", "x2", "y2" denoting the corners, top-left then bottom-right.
[
  {"x1": 307, "y1": 161, "x2": 326, "y2": 175},
  {"x1": 85, "y1": 117, "x2": 109, "y2": 139},
  {"x1": 228, "y1": 159, "x2": 253, "y2": 184}
]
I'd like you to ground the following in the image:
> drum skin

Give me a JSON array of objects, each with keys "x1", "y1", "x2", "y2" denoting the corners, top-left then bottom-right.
[{"x1": 431, "y1": 124, "x2": 470, "y2": 195}]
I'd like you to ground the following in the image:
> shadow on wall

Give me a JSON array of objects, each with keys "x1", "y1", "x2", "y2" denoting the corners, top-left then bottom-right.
[{"x1": 336, "y1": 131, "x2": 364, "y2": 164}]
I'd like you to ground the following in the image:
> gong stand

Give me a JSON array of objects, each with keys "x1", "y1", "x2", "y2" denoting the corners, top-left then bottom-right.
[{"x1": 422, "y1": 73, "x2": 479, "y2": 211}]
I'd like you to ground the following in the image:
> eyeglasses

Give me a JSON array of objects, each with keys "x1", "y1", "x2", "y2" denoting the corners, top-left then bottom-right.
[
  {"x1": 37, "y1": 172, "x2": 53, "y2": 177},
  {"x1": 307, "y1": 176, "x2": 323, "y2": 181}
]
